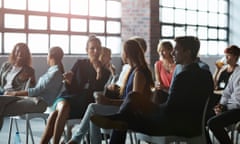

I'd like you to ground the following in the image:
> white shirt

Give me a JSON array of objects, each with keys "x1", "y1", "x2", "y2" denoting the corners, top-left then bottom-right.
[
  {"x1": 4, "y1": 66, "x2": 22, "y2": 90},
  {"x1": 220, "y1": 66, "x2": 240, "y2": 109},
  {"x1": 115, "y1": 64, "x2": 131, "y2": 87}
]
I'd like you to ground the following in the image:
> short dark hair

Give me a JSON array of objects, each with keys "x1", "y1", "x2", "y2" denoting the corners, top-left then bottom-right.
[
  {"x1": 174, "y1": 36, "x2": 200, "y2": 60},
  {"x1": 224, "y1": 45, "x2": 240, "y2": 57}
]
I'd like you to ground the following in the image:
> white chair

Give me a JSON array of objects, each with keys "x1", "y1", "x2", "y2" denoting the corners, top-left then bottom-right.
[
  {"x1": 63, "y1": 118, "x2": 91, "y2": 144},
  {"x1": 7, "y1": 78, "x2": 51, "y2": 144},
  {"x1": 135, "y1": 96, "x2": 211, "y2": 144},
  {"x1": 101, "y1": 128, "x2": 135, "y2": 144},
  {"x1": 8, "y1": 110, "x2": 50, "y2": 144},
  {"x1": 101, "y1": 128, "x2": 112, "y2": 144},
  {"x1": 64, "y1": 119, "x2": 82, "y2": 142}
]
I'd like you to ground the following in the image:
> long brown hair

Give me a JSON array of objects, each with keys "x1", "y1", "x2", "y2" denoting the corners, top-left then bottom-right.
[
  {"x1": 49, "y1": 46, "x2": 64, "y2": 74},
  {"x1": 9, "y1": 42, "x2": 32, "y2": 67},
  {"x1": 120, "y1": 39, "x2": 154, "y2": 95}
]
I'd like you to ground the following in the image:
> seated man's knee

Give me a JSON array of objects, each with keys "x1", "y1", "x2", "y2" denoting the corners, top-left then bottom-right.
[{"x1": 207, "y1": 116, "x2": 219, "y2": 130}]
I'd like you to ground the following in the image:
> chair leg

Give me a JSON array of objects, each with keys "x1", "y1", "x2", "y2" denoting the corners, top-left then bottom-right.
[
  {"x1": 235, "y1": 131, "x2": 239, "y2": 144},
  {"x1": 14, "y1": 119, "x2": 20, "y2": 132},
  {"x1": 26, "y1": 118, "x2": 29, "y2": 144},
  {"x1": 103, "y1": 133, "x2": 109, "y2": 144},
  {"x1": 83, "y1": 133, "x2": 90, "y2": 144},
  {"x1": 27, "y1": 119, "x2": 35, "y2": 144},
  {"x1": 128, "y1": 131, "x2": 134, "y2": 144},
  {"x1": 8, "y1": 118, "x2": 14, "y2": 144}
]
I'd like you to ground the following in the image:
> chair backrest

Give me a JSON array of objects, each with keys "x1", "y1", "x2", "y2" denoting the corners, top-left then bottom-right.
[{"x1": 201, "y1": 95, "x2": 211, "y2": 143}]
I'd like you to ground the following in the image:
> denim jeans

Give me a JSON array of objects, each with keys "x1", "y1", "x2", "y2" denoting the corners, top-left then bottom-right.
[{"x1": 70, "y1": 103, "x2": 119, "y2": 144}]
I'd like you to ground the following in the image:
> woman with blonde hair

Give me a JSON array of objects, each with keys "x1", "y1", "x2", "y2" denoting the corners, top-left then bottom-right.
[
  {"x1": 153, "y1": 41, "x2": 175, "y2": 104},
  {"x1": 99, "y1": 47, "x2": 116, "y2": 77}
]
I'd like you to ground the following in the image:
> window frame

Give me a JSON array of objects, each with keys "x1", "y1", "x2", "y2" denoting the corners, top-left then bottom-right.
[
  {"x1": 159, "y1": 0, "x2": 229, "y2": 56},
  {"x1": 0, "y1": 0, "x2": 122, "y2": 55}
]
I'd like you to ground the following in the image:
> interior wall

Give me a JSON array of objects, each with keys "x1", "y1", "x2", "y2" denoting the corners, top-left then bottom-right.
[
  {"x1": 0, "y1": 56, "x2": 123, "y2": 80},
  {"x1": 0, "y1": 55, "x2": 219, "y2": 81},
  {"x1": 229, "y1": 0, "x2": 240, "y2": 46}
]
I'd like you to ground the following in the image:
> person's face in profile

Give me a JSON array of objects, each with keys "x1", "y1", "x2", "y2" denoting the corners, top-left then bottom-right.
[
  {"x1": 172, "y1": 43, "x2": 185, "y2": 64},
  {"x1": 225, "y1": 53, "x2": 238, "y2": 65}
]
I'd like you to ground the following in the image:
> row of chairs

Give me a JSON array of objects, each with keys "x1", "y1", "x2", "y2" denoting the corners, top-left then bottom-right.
[
  {"x1": 7, "y1": 114, "x2": 132, "y2": 144},
  {"x1": 7, "y1": 112, "x2": 240, "y2": 144},
  {"x1": 134, "y1": 95, "x2": 210, "y2": 144},
  {"x1": 7, "y1": 92, "x2": 240, "y2": 144},
  {"x1": 8, "y1": 111, "x2": 83, "y2": 144},
  {"x1": 7, "y1": 95, "x2": 208, "y2": 144}
]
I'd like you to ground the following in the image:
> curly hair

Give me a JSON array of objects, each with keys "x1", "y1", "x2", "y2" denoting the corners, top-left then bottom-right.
[{"x1": 8, "y1": 42, "x2": 32, "y2": 67}]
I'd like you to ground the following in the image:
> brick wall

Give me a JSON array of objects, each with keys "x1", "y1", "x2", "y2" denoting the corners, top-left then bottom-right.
[{"x1": 121, "y1": 0, "x2": 160, "y2": 69}]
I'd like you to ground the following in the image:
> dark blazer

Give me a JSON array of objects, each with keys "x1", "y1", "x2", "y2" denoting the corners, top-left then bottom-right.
[
  {"x1": 163, "y1": 63, "x2": 214, "y2": 136},
  {"x1": 131, "y1": 63, "x2": 214, "y2": 137},
  {"x1": 0, "y1": 61, "x2": 35, "y2": 93}
]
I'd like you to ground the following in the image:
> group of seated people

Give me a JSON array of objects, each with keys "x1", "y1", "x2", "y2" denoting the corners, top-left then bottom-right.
[{"x1": 0, "y1": 34, "x2": 240, "y2": 144}]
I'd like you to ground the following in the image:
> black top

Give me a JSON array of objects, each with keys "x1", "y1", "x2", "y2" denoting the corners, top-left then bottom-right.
[
  {"x1": 57, "y1": 59, "x2": 110, "y2": 118},
  {"x1": 216, "y1": 69, "x2": 233, "y2": 90}
]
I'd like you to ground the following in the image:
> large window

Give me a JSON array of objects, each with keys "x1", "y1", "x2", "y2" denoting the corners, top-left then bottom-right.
[
  {"x1": 0, "y1": 0, "x2": 121, "y2": 54},
  {"x1": 159, "y1": 0, "x2": 229, "y2": 55}
]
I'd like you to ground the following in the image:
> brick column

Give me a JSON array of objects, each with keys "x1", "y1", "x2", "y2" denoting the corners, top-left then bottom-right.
[{"x1": 121, "y1": 0, "x2": 160, "y2": 70}]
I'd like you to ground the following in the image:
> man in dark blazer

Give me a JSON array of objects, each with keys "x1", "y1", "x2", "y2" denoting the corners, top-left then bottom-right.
[{"x1": 90, "y1": 36, "x2": 214, "y2": 144}]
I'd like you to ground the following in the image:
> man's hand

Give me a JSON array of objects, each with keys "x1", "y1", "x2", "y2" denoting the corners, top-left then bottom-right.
[{"x1": 214, "y1": 104, "x2": 226, "y2": 115}]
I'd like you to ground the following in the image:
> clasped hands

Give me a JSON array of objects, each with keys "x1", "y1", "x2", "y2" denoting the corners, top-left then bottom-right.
[{"x1": 214, "y1": 103, "x2": 227, "y2": 115}]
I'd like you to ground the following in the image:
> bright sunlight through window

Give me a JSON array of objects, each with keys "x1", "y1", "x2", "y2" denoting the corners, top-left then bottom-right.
[
  {"x1": 0, "y1": 0, "x2": 121, "y2": 54},
  {"x1": 160, "y1": 0, "x2": 229, "y2": 56}
]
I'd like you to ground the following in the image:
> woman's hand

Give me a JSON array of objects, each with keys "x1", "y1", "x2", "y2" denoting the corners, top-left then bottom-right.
[
  {"x1": 155, "y1": 81, "x2": 166, "y2": 90},
  {"x1": 95, "y1": 94, "x2": 111, "y2": 105},
  {"x1": 107, "y1": 84, "x2": 120, "y2": 92},
  {"x1": 63, "y1": 71, "x2": 73, "y2": 84},
  {"x1": 4, "y1": 91, "x2": 17, "y2": 96}
]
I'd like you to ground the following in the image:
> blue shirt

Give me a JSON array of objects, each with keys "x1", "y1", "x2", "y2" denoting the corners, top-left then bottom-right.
[
  {"x1": 28, "y1": 65, "x2": 63, "y2": 106},
  {"x1": 169, "y1": 60, "x2": 210, "y2": 93},
  {"x1": 122, "y1": 67, "x2": 135, "y2": 99}
]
